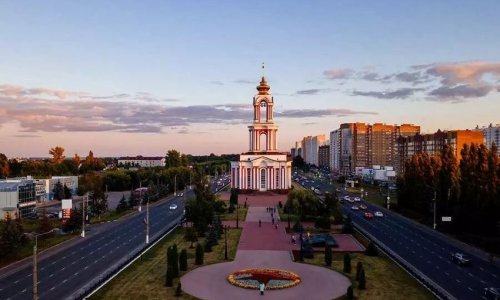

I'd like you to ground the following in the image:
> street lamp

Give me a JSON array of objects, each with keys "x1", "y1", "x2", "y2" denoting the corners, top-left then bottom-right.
[
  {"x1": 433, "y1": 191, "x2": 437, "y2": 230},
  {"x1": 174, "y1": 174, "x2": 178, "y2": 197},
  {"x1": 32, "y1": 229, "x2": 55, "y2": 300},
  {"x1": 81, "y1": 192, "x2": 88, "y2": 238},
  {"x1": 146, "y1": 195, "x2": 150, "y2": 244},
  {"x1": 224, "y1": 225, "x2": 228, "y2": 260},
  {"x1": 386, "y1": 195, "x2": 390, "y2": 210},
  {"x1": 360, "y1": 188, "x2": 364, "y2": 200}
]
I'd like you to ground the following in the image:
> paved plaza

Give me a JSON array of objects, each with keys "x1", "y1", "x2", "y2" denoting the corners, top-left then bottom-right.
[{"x1": 181, "y1": 193, "x2": 351, "y2": 300}]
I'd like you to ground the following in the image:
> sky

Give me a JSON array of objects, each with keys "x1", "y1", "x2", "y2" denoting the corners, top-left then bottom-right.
[{"x1": 0, "y1": 1, "x2": 499, "y2": 157}]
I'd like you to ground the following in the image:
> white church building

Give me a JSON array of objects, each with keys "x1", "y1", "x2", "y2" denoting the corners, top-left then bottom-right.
[{"x1": 231, "y1": 69, "x2": 292, "y2": 191}]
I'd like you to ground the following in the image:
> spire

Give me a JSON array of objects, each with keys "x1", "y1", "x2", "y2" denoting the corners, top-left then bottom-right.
[{"x1": 257, "y1": 63, "x2": 270, "y2": 95}]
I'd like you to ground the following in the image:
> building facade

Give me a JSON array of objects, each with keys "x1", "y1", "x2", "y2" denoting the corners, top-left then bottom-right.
[
  {"x1": 0, "y1": 178, "x2": 36, "y2": 220},
  {"x1": 329, "y1": 123, "x2": 420, "y2": 175},
  {"x1": 118, "y1": 156, "x2": 166, "y2": 168},
  {"x1": 318, "y1": 145, "x2": 330, "y2": 168},
  {"x1": 477, "y1": 123, "x2": 500, "y2": 156},
  {"x1": 396, "y1": 130, "x2": 484, "y2": 173},
  {"x1": 231, "y1": 72, "x2": 292, "y2": 191}
]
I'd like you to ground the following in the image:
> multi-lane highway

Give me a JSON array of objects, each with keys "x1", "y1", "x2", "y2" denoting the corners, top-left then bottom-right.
[
  {"x1": 0, "y1": 191, "x2": 189, "y2": 300},
  {"x1": 297, "y1": 173, "x2": 500, "y2": 300}
]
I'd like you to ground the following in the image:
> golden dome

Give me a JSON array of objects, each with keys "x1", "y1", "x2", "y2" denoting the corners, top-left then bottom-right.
[{"x1": 256, "y1": 76, "x2": 270, "y2": 95}]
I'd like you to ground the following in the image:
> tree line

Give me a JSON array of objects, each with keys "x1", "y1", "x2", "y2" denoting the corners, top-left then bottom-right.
[{"x1": 397, "y1": 143, "x2": 499, "y2": 237}]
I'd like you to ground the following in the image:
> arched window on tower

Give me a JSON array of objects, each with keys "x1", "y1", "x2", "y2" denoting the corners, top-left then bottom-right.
[
  {"x1": 259, "y1": 132, "x2": 267, "y2": 151},
  {"x1": 259, "y1": 100, "x2": 267, "y2": 122}
]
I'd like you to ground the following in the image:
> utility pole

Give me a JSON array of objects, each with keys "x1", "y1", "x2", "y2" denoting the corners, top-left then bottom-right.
[
  {"x1": 174, "y1": 175, "x2": 177, "y2": 196},
  {"x1": 146, "y1": 196, "x2": 150, "y2": 244},
  {"x1": 81, "y1": 192, "x2": 88, "y2": 238},
  {"x1": 33, "y1": 230, "x2": 54, "y2": 300},
  {"x1": 433, "y1": 190, "x2": 437, "y2": 230},
  {"x1": 224, "y1": 225, "x2": 228, "y2": 260}
]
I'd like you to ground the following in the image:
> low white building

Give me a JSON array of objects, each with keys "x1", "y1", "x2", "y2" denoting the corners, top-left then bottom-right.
[
  {"x1": 0, "y1": 178, "x2": 36, "y2": 220},
  {"x1": 357, "y1": 165, "x2": 396, "y2": 183},
  {"x1": 118, "y1": 156, "x2": 166, "y2": 168}
]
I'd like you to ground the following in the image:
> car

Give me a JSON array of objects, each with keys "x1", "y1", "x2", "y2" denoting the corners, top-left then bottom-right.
[
  {"x1": 177, "y1": 192, "x2": 183, "y2": 197},
  {"x1": 359, "y1": 204, "x2": 367, "y2": 210},
  {"x1": 169, "y1": 204, "x2": 178, "y2": 210},
  {"x1": 344, "y1": 195, "x2": 350, "y2": 201},
  {"x1": 354, "y1": 197, "x2": 361, "y2": 202},
  {"x1": 451, "y1": 252, "x2": 471, "y2": 265},
  {"x1": 351, "y1": 205, "x2": 359, "y2": 211},
  {"x1": 304, "y1": 233, "x2": 338, "y2": 248},
  {"x1": 374, "y1": 211, "x2": 384, "y2": 217},
  {"x1": 364, "y1": 212, "x2": 374, "y2": 219},
  {"x1": 484, "y1": 287, "x2": 500, "y2": 300}
]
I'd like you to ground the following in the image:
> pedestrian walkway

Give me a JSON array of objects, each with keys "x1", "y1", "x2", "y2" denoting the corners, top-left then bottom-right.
[{"x1": 181, "y1": 194, "x2": 350, "y2": 300}]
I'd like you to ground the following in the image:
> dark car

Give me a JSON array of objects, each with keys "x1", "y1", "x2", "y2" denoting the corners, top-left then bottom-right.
[
  {"x1": 305, "y1": 233, "x2": 338, "y2": 248},
  {"x1": 451, "y1": 252, "x2": 471, "y2": 265},
  {"x1": 484, "y1": 287, "x2": 500, "y2": 300}
]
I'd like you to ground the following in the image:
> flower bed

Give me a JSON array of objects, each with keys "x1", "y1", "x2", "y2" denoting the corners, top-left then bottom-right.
[{"x1": 227, "y1": 268, "x2": 301, "y2": 290}]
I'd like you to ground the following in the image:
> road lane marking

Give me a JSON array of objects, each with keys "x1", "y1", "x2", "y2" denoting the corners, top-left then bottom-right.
[
  {"x1": 456, "y1": 279, "x2": 460, "y2": 283},
  {"x1": 14, "y1": 280, "x2": 19, "y2": 284},
  {"x1": 468, "y1": 273, "x2": 473, "y2": 277},
  {"x1": 49, "y1": 274, "x2": 54, "y2": 278},
  {"x1": 21, "y1": 289, "x2": 26, "y2": 293},
  {"x1": 50, "y1": 287, "x2": 55, "y2": 291},
  {"x1": 468, "y1": 287, "x2": 473, "y2": 291}
]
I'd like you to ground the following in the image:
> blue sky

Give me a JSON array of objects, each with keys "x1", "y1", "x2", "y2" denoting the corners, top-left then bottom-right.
[{"x1": 1, "y1": 1, "x2": 499, "y2": 156}]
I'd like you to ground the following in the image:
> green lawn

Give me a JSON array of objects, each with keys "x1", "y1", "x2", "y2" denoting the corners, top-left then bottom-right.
[
  {"x1": 89, "y1": 226, "x2": 242, "y2": 300},
  {"x1": 219, "y1": 206, "x2": 247, "y2": 222},
  {"x1": 346, "y1": 185, "x2": 398, "y2": 207}
]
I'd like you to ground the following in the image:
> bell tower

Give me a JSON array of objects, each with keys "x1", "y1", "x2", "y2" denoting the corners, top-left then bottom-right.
[{"x1": 248, "y1": 64, "x2": 279, "y2": 153}]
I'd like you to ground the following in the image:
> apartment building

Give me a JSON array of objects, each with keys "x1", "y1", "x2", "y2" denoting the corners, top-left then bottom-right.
[{"x1": 396, "y1": 129, "x2": 484, "y2": 173}]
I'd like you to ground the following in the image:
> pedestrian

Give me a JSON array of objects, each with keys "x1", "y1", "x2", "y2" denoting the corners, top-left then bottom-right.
[
  {"x1": 274, "y1": 207, "x2": 276, "y2": 213},
  {"x1": 275, "y1": 223, "x2": 278, "y2": 229},
  {"x1": 272, "y1": 218, "x2": 274, "y2": 225},
  {"x1": 259, "y1": 282, "x2": 265, "y2": 295},
  {"x1": 259, "y1": 220, "x2": 261, "y2": 227},
  {"x1": 292, "y1": 235, "x2": 296, "y2": 244},
  {"x1": 271, "y1": 212, "x2": 274, "y2": 218}
]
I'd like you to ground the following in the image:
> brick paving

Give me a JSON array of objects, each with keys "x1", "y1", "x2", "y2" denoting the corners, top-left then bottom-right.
[{"x1": 181, "y1": 194, "x2": 351, "y2": 300}]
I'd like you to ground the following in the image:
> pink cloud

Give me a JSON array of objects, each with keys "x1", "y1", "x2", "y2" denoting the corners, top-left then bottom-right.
[{"x1": 323, "y1": 68, "x2": 352, "y2": 79}]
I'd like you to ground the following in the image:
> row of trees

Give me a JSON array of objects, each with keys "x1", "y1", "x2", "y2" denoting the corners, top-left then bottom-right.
[{"x1": 398, "y1": 143, "x2": 499, "y2": 236}]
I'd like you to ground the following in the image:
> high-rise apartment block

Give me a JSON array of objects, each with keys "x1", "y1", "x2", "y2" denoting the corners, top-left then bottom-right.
[
  {"x1": 396, "y1": 130, "x2": 484, "y2": 173},
  {"x1": 318, "y1": 145, "x2": 330, "y2": 168},
  {"x1": 476, "y1": 123, "x2": 500, "y2": 156},
  {"x1": 329, "y1": 123, "x2": 420, "y2": 175}
]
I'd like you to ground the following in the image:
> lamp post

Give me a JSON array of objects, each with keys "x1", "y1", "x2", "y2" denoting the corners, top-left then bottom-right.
[
  {"x1": 236, "y1": 197, "x2": 239, "y2": 229},
  {"x1": 224, "y1": 225, "x2": 228, "y2": 260},
  {"x1": 360, "y1": 188, "x2": 364, "y2": 200},
  {"x1": 433, "y1": 190, "x2": 437, "y2": 230},
  {"x1": 146, "y1": 195, "x2": 150, "y2": 244},
  {"x1": 32, "y1": 230, "x2": 54, "y2": 300},
  {"x1": 174, "y1": 174, "x2": 178, "y2": 197},
  {"x1": 81, "y1": 192, "x2": 88, "y2": 238}
]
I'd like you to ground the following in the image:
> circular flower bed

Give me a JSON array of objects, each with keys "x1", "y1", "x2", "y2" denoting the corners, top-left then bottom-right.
[{"x1": 228, "y1": 268, "x2": 301, "y2": 290}]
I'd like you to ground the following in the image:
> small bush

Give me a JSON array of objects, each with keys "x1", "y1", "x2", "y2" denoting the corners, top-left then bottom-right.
[
  {"x1": 358, "y1": 269, "x2": 366, "y2": 290},
  {"x1": 356, "y1": 261, "x2": 363, "y2": 280},
  {"x1": 346, "y1": 286, "x2": 354, "y2": 299},
  {"x1": 365, "y1": 241, "x2": 378, "y2": 257},
  {"x1": 195, "y1": 243, "x2": 204, "y2": 265},
  {"x1": 343, "y1": 253, "x2": 351, "y2": 273},
  {"x1": 179, "y1": 249, "x2": 188, "y2": 271},
  {"x1": 324, "y1": 245, "x2": 332, "y2": 267},
  {"x1": 175, "y1": 282, "x2": 182, "y2": 297},
  {"x1": 293, "y1": 220, "x2": 304, "y2": 233},
  {"x1": 165, "y1": 264, "x2": 173, "y2": 287}
]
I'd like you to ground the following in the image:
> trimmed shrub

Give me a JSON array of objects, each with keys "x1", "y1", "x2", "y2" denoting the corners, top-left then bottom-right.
[
  {"x1": 343, "y1": 253, "x2": 351, "y2": 273},
  {"x1": 195, "y1": 243, "x2": 204, "y2": 265},
  {"x1": 293, "y1": 220, "x2": 304, "y2": 233},
  {"x1": 346, "y1": 286, "x2": 354, "y2": 300},
  {"x1": 165, "y1": 264, "x2": 173, "y2": 287},
  {"x1": 324, "y1": 245, "x2": 332, "y2": 267},
  {"x1": 179, "y1": 249, "x2": 188, "y2": 271},
  {"x1": 172, "y1": 244, "x2": 179, "y2": 277},
  {"x1": 365, "y1": 241, "x2": 378, "y2": 257},
  {"x1": 356, "y1": 261, "x2": 364, "y2": 281},
  {"x1": 358, "y1": 269, "x2": 366, "y2": 290},
  {"x1": 175, "y1": 282, "x2": 182, "y2": 297}
]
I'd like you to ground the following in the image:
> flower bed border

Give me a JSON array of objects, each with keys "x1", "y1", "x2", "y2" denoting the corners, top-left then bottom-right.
[{"x1": 227, "y1": 268, "x2": 301, "y2": 290}]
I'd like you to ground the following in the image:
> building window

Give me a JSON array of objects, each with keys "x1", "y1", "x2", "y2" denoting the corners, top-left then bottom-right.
[
  {"x1": 247, "y1": 169, "x2": 251, "y2": 188},
  {"x1": 260, "y1": 169, "x2": 266, "y2": 189}
]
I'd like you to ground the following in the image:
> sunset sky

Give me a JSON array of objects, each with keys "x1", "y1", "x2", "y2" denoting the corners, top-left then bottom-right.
[{"x1": 1, "y1": 1, "x2": 499, "y2": 157}]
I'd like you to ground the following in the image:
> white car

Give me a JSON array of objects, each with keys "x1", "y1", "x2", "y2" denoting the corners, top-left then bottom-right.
[
  {"x1": 344, "y1": 196, "x2": 350, "y2": 201},
  {"x1": 177, "y1": 192, "x2": 183, "y2": 197},
  {"x1": 374, "y1": 211, "x2": 384, "y2": 217},
  {"x1": 351, "y1": 205, "x2": 359, "y2": 211},
  {"x1": 354, "y1": 197, "x2": 361, "y2": 202},
  {"x1": 169, "y1": 204, "x2": 178, "y2": 210}
]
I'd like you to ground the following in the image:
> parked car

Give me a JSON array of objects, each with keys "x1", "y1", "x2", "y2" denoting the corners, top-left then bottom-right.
[
  {"x1": 451, "y1": 252, "x2": 471, "y2": 265},
  {"x1": 359, "y1": 204, "x2": 367, "y2": 210},
  {"x1": 354, "y1": 197, "x2": 361, "y2": 202},
  {"x1": 344, "y1": 196, "x2": 350, "y2": 201},
  {"x1": 351, "y1": 205, "x2": 359, "y2": 211},
  {"x1": 169, "y1": 204, "x2": 178, "y2": 210},
  {"x1": 305, "y1": 233, "x2": 338, "y2": 248},
  {"x1": 364, "y1": 212, "x2": 374, "y2": 219},
  {"x1": 483, "y1": 287, "x2": 500, "y2": 300},
  {"x1": 374, "y1": 211, "x2": 384, "y2": 217}
]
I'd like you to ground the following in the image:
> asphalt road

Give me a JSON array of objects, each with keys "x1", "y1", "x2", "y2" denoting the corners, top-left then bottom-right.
[
  {"x1": 0, "y1": 176, "x2": 229, "y2": 300},
  {"x1": 298, "y1": 174, "x2": 500, "y2": 300}
]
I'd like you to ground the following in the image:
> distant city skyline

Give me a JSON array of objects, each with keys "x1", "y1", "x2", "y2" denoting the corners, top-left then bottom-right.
[{"x1": 1, "y1": 1, "x2": 499, "y2": 157}]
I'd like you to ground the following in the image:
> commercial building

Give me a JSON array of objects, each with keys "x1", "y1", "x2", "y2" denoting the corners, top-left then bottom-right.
[
  {"x1": 231, "y1": 71, "x2": 292, "y2": 191},
  {"x1": 0, "y1": 178, "x2": 36, "y2": 219},
  {"x1": 46, "y1": 176, "x2": 79, "y2": 200},
  {"x1": 118, "y1": 156, "x2": 166, "y2": 168},
  {"x1": 396, "y1": 129, "x2": 484, "y2": 173}
]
